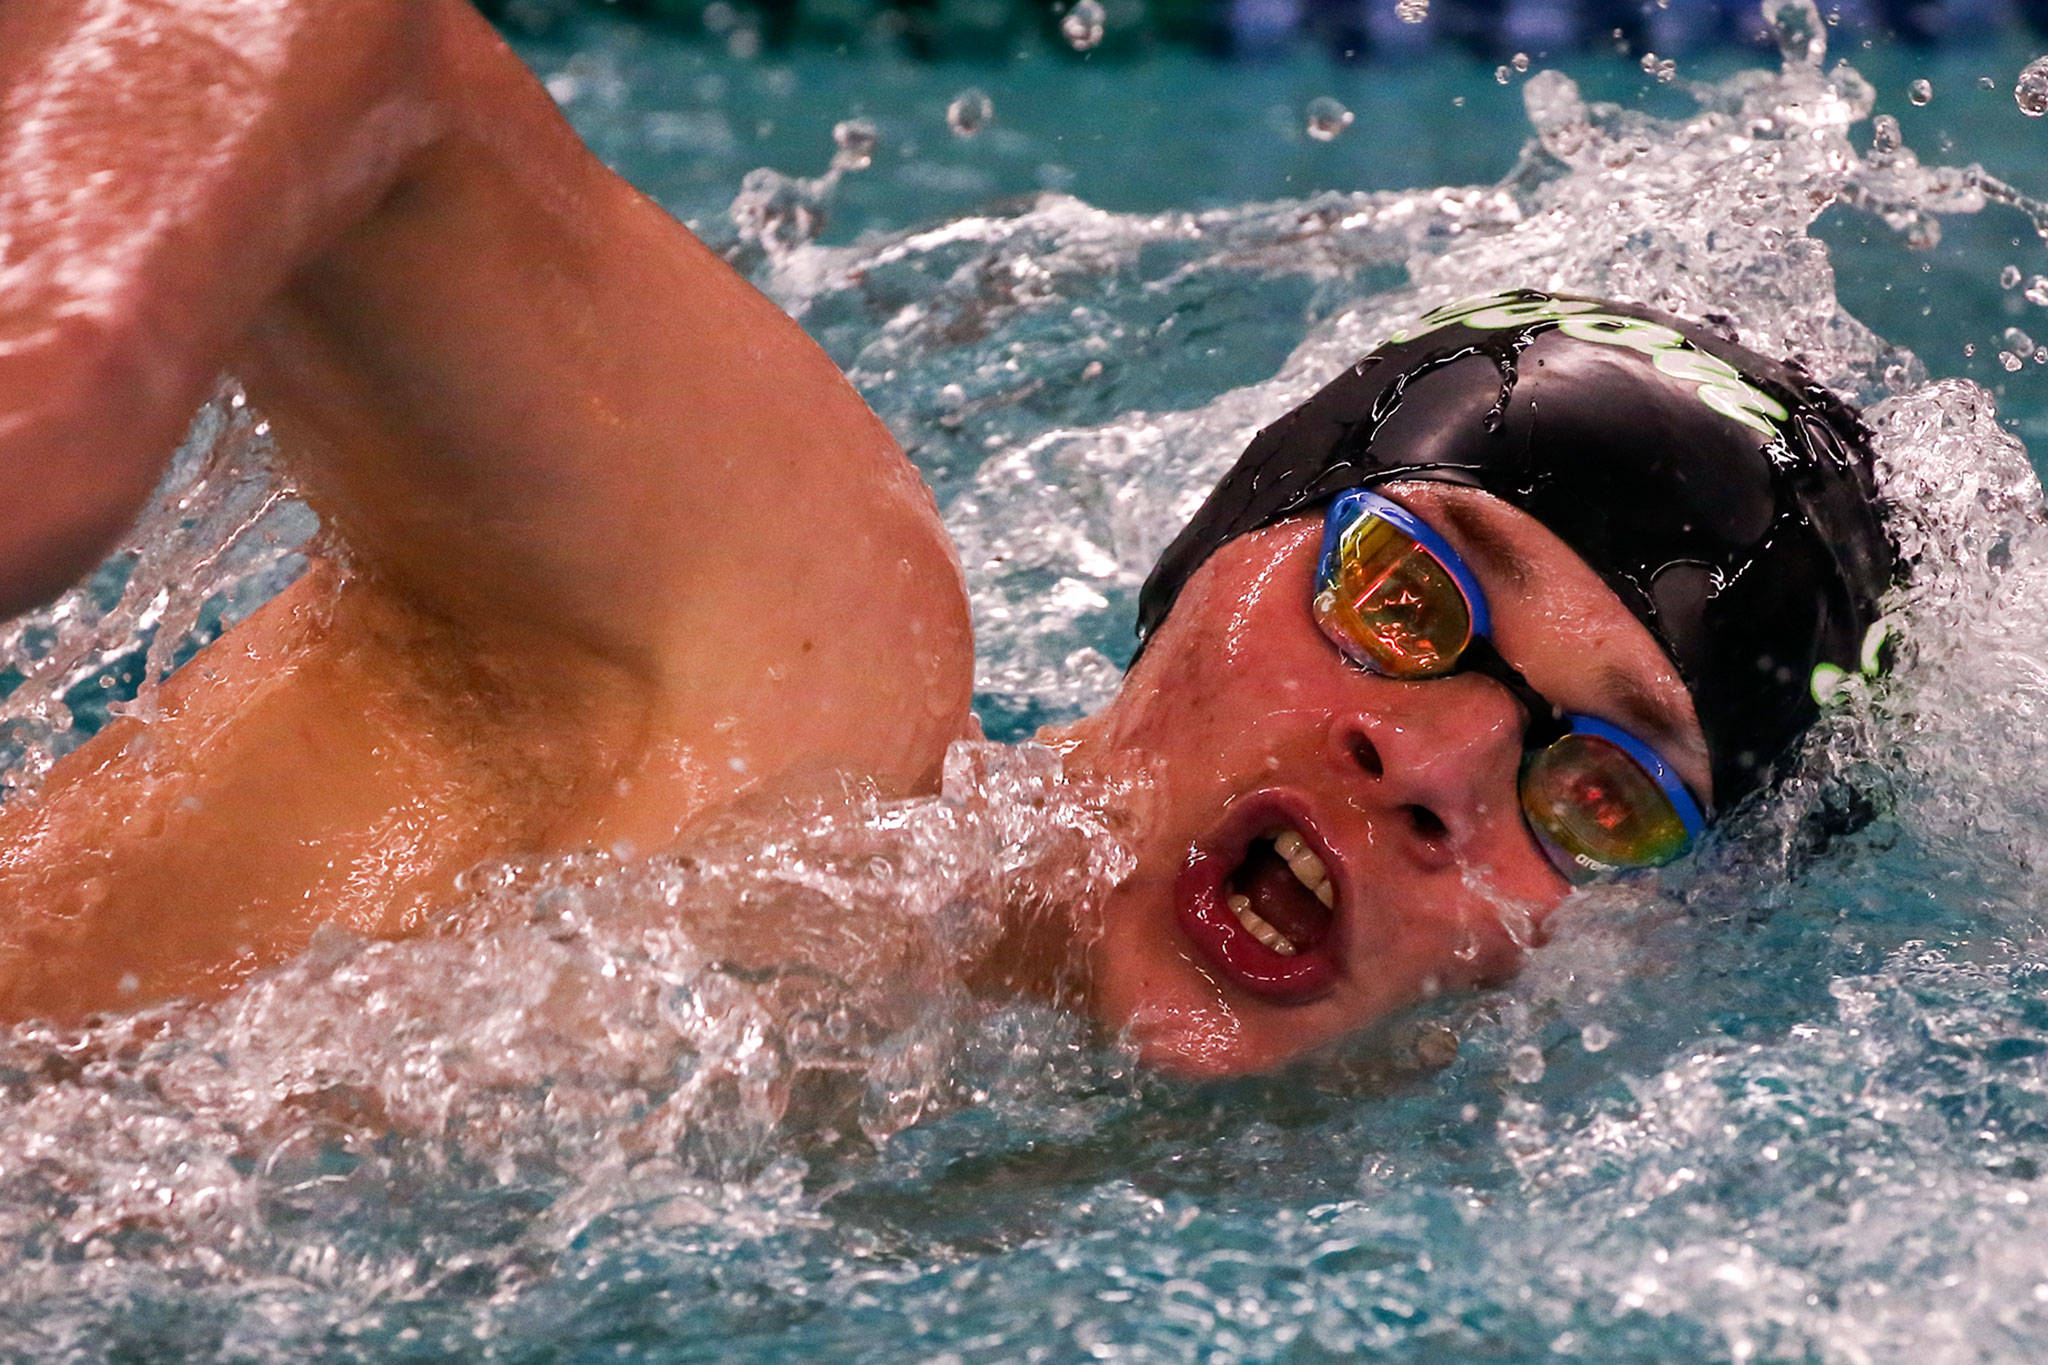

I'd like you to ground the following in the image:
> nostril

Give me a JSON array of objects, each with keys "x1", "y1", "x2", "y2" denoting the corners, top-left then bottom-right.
[
  {"x1": 1350, "y1": 733, "x2": 1384, "y2": 778},
  {"x1": 1404, "y1": 803, "x2": 1448, "y2": 841}
]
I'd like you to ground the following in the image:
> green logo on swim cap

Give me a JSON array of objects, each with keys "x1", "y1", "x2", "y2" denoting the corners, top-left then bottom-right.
[
  {"x1": 1810, "y1": 621, "x2": 1894, "y2": 705},
  {"x1": 1387, "y1": 291, "x2": 1791, "y2": 437}
]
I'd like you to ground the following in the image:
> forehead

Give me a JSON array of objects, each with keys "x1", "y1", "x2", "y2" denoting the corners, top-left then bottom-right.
[{"x1": 1378, "y1": 479, "x2": 1713, "y2": 802}]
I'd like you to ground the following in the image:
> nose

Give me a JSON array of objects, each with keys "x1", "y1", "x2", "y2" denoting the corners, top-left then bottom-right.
[{"x1": 1326, "y1": 675, "x2": 1530, "y2": 868}]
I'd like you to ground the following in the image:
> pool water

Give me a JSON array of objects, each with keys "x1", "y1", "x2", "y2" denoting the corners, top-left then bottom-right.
[{"x1": 2, "y1": 11, "x2": 2048, "y2": 1362}]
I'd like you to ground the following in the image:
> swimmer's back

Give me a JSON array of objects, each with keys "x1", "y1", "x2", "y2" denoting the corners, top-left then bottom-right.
[{"x1": 0, "y1": 0, "x2": 973, "y2": 1019}]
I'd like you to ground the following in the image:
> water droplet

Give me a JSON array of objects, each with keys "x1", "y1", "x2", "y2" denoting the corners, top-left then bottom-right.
[
  {"x1": 2029, "y1": 275, "x2": 2048, "y2": 305},
  {"x1": 1524, "y1": 70, "x2": 1591, "y2": 159},
  {"x1": 946, "y1": 88, "x2": 992, "y2": 138},
  {"x1": 1581, "y1": 1022, "x2": 1614, "y2": 1053},
  {"x1": 2019, "y1": 57, "x2": 2048, "y2": 117},
  {"x1": 1495, "y1": 64, "x2": 1512, "y2": 85},
  {"x1": 1395, "y1": 0, "x2": 1428, "y2": 22},
  {"x1": 1638, "y1": 52, "x2": 1677, "y2": 83},
  {"x1": 1512, "y1": 52, "x2": 1530, "y2": 72},
  {"x1": 1508, "y1": 1043, "x2": 1546, "y2": 1084},
  {"x1": 1413, "y1": 1024, "x2": 1459, "y2": 1068},
  {"x1": 731, "y1": 166, "x2": 825, "y2": 251},
  {"x1": 1871, "y1": 114, "x2": 1902, "y2": 154},
  {"x1": 1764, "y1": 0, "x2": 1825, "y2": 66},
  {"x1": 2006, "y1": 327, "x2": 2038, "y2": 358},
  {"x1": 831, "y1": 118, "x2": 878, "y2": 172},
  {"x1": 1909, "y1": 78, "x2": 1933, "y2": 106},
  {"x1": 2001, "y1": 351, "x2": 2025, "y2": 372},
  {"x1": 1061, "y1": 0, "x2": 1105, "y2": 51},
  {"x1": 2003, "y1": 263, "x2": 2023, "y2": 289},
  {"x1": 1305, "y1": 96, "x2": 1354, "y2": 142}
]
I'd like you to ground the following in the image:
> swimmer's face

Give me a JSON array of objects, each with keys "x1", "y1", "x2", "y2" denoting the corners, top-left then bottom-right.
[{"x1": 1047, "y1": 482, "x2": 1712, "y2": 1077}]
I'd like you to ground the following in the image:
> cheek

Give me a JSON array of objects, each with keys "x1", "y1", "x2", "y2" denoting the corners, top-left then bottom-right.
[
  {"x1": 1466, "y1": 872, "x2": 1572, "y2": 980},
  {"x1": 1382, "y1": 857, "x2": 1571, "y2": 979},
  {"x1": 1123, "y1": 632, "x2": 1325, "y2": 778},
  {"x1": 1157, "y1": 699, "x2": 1334, "y2": 828}
]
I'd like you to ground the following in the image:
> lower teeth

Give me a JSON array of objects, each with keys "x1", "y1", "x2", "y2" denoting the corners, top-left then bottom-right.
[{"x1": 1226, "y1": 893, "x2": 1299, "y2": 957}]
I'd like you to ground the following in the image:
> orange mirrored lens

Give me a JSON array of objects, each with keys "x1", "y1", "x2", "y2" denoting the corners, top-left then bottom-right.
[
  {"x1": 1520, "y1": 734, "x2": 1692, "y2": 879},
  {"x1": 1312, "y1": 516, "x2": 1472, "y2": 678}
]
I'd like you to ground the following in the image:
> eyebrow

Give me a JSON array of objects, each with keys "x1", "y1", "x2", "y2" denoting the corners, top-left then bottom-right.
[
  {"x1": 1590, "y1": 663, "x2": 1692, "y2": 753},
  {"x1": 1589, "y1": 665, "x2": 1713, "y2": 808},
  {"x1": 1427, "y1": 498, "x2": 1537, "y2": 590}
]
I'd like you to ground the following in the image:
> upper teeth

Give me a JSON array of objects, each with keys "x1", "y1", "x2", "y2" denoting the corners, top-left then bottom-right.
[{"x1": 1272, "y1": 829, "x2": 1335, "y2": 908}]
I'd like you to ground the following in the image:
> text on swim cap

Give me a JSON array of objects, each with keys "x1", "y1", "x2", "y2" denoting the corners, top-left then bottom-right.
[{"x1": 1386, "y1": 291, "x2": 1792, "y2": 437}]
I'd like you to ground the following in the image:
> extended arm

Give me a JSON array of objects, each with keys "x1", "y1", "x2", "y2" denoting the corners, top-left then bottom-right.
[
  {"x1": 1, "y1": 0, "x2": 966, "y2": 696},
  {"x1": 0, "y1": 0, "x2": 973, "y2": 1018}
]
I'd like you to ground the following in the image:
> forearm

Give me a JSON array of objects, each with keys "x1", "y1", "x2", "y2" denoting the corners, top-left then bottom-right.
[{"x1": 0, "y1": 0, "x2": 447, "y2": 618}]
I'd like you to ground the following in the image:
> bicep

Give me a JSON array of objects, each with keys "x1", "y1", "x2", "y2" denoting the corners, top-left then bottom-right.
[{"x1": 238, "y1": 4, "x2": 970, "y2": 769}]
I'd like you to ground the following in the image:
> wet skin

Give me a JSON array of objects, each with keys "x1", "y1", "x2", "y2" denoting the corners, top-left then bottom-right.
[
  {"x1": 0, "y1": 0, "x2": 972, "y2": 1018},
  {"x1": 0, "y1": 0, "x2": 1705, "y2": 1072},
  {"x1": 1044, "y1": 482, "x2": 1711, "y2": 1077}
]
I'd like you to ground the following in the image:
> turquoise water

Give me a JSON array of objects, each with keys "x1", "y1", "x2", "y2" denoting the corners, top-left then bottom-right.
[
  {"x1": 1, "y1": 17, "x2": 2048, "y2": 1363},
  {"x1": 524, "y1": 27, "x2": 2048, "y2": 443}
]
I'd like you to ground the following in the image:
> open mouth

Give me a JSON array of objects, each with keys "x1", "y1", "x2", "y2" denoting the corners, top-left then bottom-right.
[
  {"x1": 1174, "y1": 795, "x2": 1344, "y2": 1003},
  {"x1": 1225, "y1": 828, "x2": 1337, "y2": 955}
]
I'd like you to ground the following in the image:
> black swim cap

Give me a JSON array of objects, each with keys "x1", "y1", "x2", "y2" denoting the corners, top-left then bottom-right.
[{"x1": 1136, "y1": 289, "x2": 1897, "y2": 810}]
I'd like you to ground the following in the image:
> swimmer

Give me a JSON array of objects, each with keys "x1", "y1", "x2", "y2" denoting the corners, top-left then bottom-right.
[{"x1": 0, "y1": 0, "x2": 1894, "y2": 1074}]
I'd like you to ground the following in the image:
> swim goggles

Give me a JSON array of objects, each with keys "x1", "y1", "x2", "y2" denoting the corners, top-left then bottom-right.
[{"x1": 1312, "y1": 488, "x2": 1707, "y2": 882}]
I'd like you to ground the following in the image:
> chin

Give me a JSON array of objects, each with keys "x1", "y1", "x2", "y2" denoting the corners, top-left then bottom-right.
[
  {"x1": 1123, "y1": 1010, "x2": 1322, "y2": 1078},
  {"x1": 1083, "y1": 870, "x2": 1342, "y2": 1078}
]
